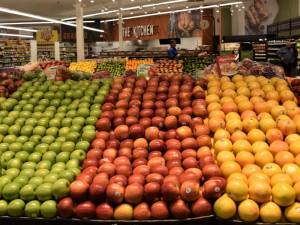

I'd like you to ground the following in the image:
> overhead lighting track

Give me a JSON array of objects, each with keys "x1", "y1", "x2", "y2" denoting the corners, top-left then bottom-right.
[{"x1": 0, "y1": 33, "x2": 33, "y2": 38}]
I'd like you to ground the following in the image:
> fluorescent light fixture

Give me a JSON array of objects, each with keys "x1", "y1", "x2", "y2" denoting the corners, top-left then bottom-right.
[
  {"x1": 0, "y1": 21, "x2": 53, "y2": 25},
  {"x1": 143, "y1": 0, "x2": 187, "y2": 8},
  {"x1": 220, "y1": 1, "x2": 243, "y2": 7},
  {"x1": 0, "y1": 25, "x2": 37, "y2": 32},
  {"x1": 0, "y1": 33, "x2": 33, "y2": 38},
  {"x1": 68, "y1": 20, "x2": 96, "y2": 24},
  {"x1": 0, "y1": 6, "x2": 104, "y2": 32},
  {"x1": 62, "y1": 10, "x2": 118, "y2": 21},
  {"x1": 121, "y1": 6, "x2": 141, "y2": 11}
]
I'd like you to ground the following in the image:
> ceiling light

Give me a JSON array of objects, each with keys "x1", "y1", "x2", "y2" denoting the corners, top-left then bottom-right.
[
  {"x1": 0, "y1": 20, "x2": 95, "y2": 25},
  {"x1": 220, "y1": 1, "x2": 242, "y2": 7},
  {"x1": 0, "y1": 6, "x2": 104, "y2": 32},
  {"x1": 167, "y1": 5, "x2": 171, "y2": 9},
  {"x1": 0, "y1": 33, "x2": 33, "y2": 38},
  {"x1": 121, "y1": 6, "x2": 141, "y2": 11},
  {"x1": 186, "y1": 6, "x2": 189, "y2": 9},
  {"x1": 90, "y1": 0, "x2": 94, "y2": 3},
  {"x1": 0, "y1": 25, "x2": 37, "y2": 32},
  {"x1": 143, "y1": 0, "x2": 187, "y2": 8},
  {"x1": 112, "y1": 0, "x2": 115, "y2": 2}
]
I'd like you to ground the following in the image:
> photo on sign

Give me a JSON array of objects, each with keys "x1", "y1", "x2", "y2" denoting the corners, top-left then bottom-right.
[
  {"x1": 244, "y1": 0, "x2": 279, "y2": 35},
  {"x1": 168, "y1": 10, "x2": 202, "y2": 38}
]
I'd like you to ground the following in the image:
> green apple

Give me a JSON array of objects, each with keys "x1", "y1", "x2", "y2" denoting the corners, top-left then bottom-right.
[
  {"x1": 34, "y1": 169, "x2": 49, "y2": 178},
  {"x1": 85, "y1": 116, "x2": 97, "y2": 125},
  {"x1": 70, "y1": 149, "x2": 86, "y2": 162},
  {"x1": 72, "y1": 117, "x2": 85, "y2": 126},
  {"x1": 28, "y1": 98, "x2": 39, "y2": 106},
  {"x1": 56, "y1": 137, "x2": 66, "y2": 143},
  {"x1": 44, "y1": 91, "x2": 55, "y2": 100},
  {"x1": 25, "y1": 118, "x2": 37, "y2": 127},
  {"x1": 43, "y1": 173, "x2": 59, "y2": 184},
  {"x1": 22, "y1": 162, "x2": 36, "y2": 170},
  {"x1": 7, "y1": 199, "x2": 25, "y2": 217},
  {"x1": 49, "y1": 85, "x2": 59, "y2": 92},
  {"x1": 61, "y1": 98, "x2": 72, "y2": 105},
  {"x1": 32, "y1": 112, "x2": 43, "y2": 120},
  {"x1": 19, "y1": 111, "x2": 31, "y2": 119},
  {"x1": 66, "y1": 110, "x2": 77, "y2": 118},
  {"x1": 2, "y1": 182, "x2": 21, "y2": 200},
  {"x1": 28, "y1": 177, "x2": 43, "y2": 187},
  {"x1": 42, "y1": 151, "x2": 56, "y2": 164},
  {"x1": 56, "y1": 152, "x2": 70, "y2": 163},
  {"x1": 0, "y1": 124, "x2": 9, "y2": 135},
  {"x1": 7, "y1": 158, "x2": 22, "y2": 169},
  {"x1": 65, "y1": 91, "x2": 73, "y2": 99},
  {"x1": 52, "y1": 162, "x2": 65, "y2": 170},
  {"x1": 0, "y1": 110, "x2": 8, "y2": 117},
  {"x1": 49, "y1": 118, "x2": 61, "y2": 128},
  {"x1": 66, "y1": 159, "x2": 80, "y2": 169},
  {"x1": 43, "y1": 111, "x2": 55, "y2": 119},
  {"x1": 52, "y1": 178, "x2": 70, "y2": 199},
  {"x1": 48, "y1": 142, "x2": 61, "y2": 154},
  {"x1": 36, "y1": 183, "x2": 52, "y2": 201},
  {"x1": 79, "y1": 102, "x2": 90, "y2": 109},
  {"x1": 3, "y1": 134, "x2": 17, "y2": 144},
  {"x1": 27, "y1": 86, "x2": 37, "y2": 93},
  {"x1": 38, "y1": 85, "x2": 48, "y2": 92},
  {"x1": 2, "y1": 117, "x2": 15, "y2": 126},
  {"x1": 15, "y1": 151, "x2": 29, "y2": 162},
  {"x1": 40, "y1": 200, "x2": 57, "y2": 218},
  {"x1": 61, "y1": 142, "x2": 75, "y2": 153},
  {"x1": 1, "y1": 150, "x2": 15, "y2": 165},
  {"x1": 9, "y1": 142, "x2": 23, "y2": 152},
  {"x1": 20, "y1": 125, "x2": 33, "y2": 137},
  {"x1": 32, "y1": 91, "x2": 44, "y2": 100},
  {"x1": 50, "y1": 99, "x2": 60, "y2": 107},
  {"x1": 59, "y1": 170, "x2": 75, "y2": 182},
  {"x1": 5, "y1": 168, "x2": 20, "y2": 179},
  {"x1": 0, "y1": 176, "x2": 12, "y2": 189},
  {"x1": 51, "y1": 167, "x2": 64, "y2": 174},
  {"x1": 90, "y1": 104, "x2": 100, "y2": 110},
  {"x1": 76, "y1": 141, "x2": 90, "y2": 152},
  {"x1": 66, "y1": 131, "x2": 80, "y2": 142},
  {"x1": 81, "y1": 96, "x2": 92, "y2": 103},
  {"x1": 28, "y1": 152, "x2": 42, "y2": 163},
  {"x1": 36, "y1": 160, "x2": 52, "y2": 170},
  {"x1": 19, "y1": 168, "x2": 34, "y2": 177},
  {"x1": 0, "y1": 134, "x2": 3, "y2": 142},
  {"x1": 61, "y1": 118, "x2": 72, "y2": 127},
  {"x1": 8, "y1": 124, "x2": 21, "y2": 135},
  {"x1": 30, "y1": 135, "x2": 42, "y2": 145},
  {"x1": 0, "y1": 200, "x2": 8, "y2": 216},
  {"x1": 16, "y1": 136, "x2": 29, "y2": 144},
  {"x1": 41, "y1": 136, "x2": 55, "y2": 145},
  {"x1": 14, "y1": 175, "x2": 29, "y2": 186},
  {"x1": 23, "y1": 104, "x2": 34, "y2": 112},
  {"x1": 14, "y1": 118, "x2": 26, "y2": 126},
  {"x1": 24, "y1": 200, "x2": 40, "y2": 218},
  {"x1": 37, "y1": 118, "x2": 49, "y2": 127},
  {"x1": 77, "y1": 108, "x2": 90, "y2": 118},
  {"x1": 70, "y1": 124, "x2": 81, "y2": 132},
  {"x1": 35, "y1": 143, "x2": 49, "y2": 154},
  {"x1": 39, "y1": 99, "x2": 50, "y2": 107},
  {"x1": 20, "y1": 184, "x2": 36, "y2": 201},
  {"x1": 34, "y1": 105, "x2": 46, "y2": 112},
  {"x1": 46, "y1": 106, "x2": 57, "y2": 112},
  {"x1": 58, "y1": 127, "x2": 70, "y2": 137},
  {"x1": 55, "y1": 91, "x2": 65, "y2": 100},
  {"x1": 46, "y1": 127, "x2": 58, "y2": 137},
  {"x1": 82, "y1": 130, "x2": 96, "y2": 142},
  {"x1": 22, "y1": 141, "x2": 35, "y2": 153},
  {"x1": 94, "y1": 95, "x2": 105, "y2": 104},
  {"x1": 0, "y1": 143, "x2": 9, "y2": 153},
  {"x1": 8, "y1": 111, "x2": 20, "y2": 119},
  {"x1": 82, "y1": 125, "x2": 95, "y2": 132},
  {"x1": 73, "y1": 90, "x2": 83, "y2": 99},
  {"x1": 33, "y1": 126, "x2": 46, "y2": 136},
  {"x1": 55, "y1": 112, "x2": 65, "y2": 119}
]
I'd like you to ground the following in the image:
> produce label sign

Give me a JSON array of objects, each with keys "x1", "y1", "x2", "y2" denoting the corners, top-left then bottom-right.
[
  {"x1": 36, "y1": 29, "x2": 59, "y2": 43},
  {"x1": 44, "y1": 66, "x2": 58, "y2": 80},
  {"x1": 137, "y1": 64, "x2": 154, "y2": 77}
]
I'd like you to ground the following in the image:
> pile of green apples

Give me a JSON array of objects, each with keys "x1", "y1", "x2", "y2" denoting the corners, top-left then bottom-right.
[{"x1": 0, "y1": 78, "x2": 111, "y2": 218}]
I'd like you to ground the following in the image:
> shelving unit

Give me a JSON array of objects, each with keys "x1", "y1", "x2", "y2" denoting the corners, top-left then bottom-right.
[
  {"x1": 296, "y1": 39, "x2": 300, "y2": 71},
  {"x1": 37, "y1": 43, "x2": 55, "y2": 60},
  {"x1": 60, "y1": 42, "x2": 89, "y2": 62},
  {"x1": 252, "y1": 42, "x2": 267, "y2": 61},
  {"x1": 0, "y1": 40, "x2": 30, "y2": 68},
  {"x1": 267, "y1": 40, "x2": 288, "y2": 65}
]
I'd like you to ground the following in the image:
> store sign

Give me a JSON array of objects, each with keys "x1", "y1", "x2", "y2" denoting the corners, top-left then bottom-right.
[
  {"x1": 36, "y1": 29, "x2": 58, "y2": 43},
  {"x1": 122, "y1": 25, "x2": 159, "y2": 38}
]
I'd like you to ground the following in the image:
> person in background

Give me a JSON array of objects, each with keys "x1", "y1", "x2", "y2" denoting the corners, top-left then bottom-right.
[
  {"x1": 277, "y1": 42, "x2": 297, "y2": 76},
  {"x1": 168, "y1": 40, "x2": 179, "y2": 59}
]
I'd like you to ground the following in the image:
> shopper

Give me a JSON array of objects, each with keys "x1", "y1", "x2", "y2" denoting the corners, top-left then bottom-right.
[
  {"x1": 277, "y1": 42, "x2": 296, "y2": 76},
  {"x1": 168, "y1": 40, "x2": 179, "y2": 59}
]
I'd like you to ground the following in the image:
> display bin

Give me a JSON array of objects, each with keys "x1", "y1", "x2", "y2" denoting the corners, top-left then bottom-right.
[
  {"x1": 218, "y1": 219, "x2": 297, "y2": 225},
  {"x1": 0, "y1": 215, "x2": 215, "y2": 225}
]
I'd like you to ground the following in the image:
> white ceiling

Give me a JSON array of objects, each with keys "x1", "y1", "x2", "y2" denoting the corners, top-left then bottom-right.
[{"x1": 0, "y1": 0, "x2": 242, "y2": 22}]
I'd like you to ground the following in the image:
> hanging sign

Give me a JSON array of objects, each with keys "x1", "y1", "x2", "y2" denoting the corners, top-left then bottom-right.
[
  {"x1": 36, "y1": 29, "x2": 59, "y2": 43},
  {"x1": 122, "y1": 25, "x2": 159, "y2": 38}
]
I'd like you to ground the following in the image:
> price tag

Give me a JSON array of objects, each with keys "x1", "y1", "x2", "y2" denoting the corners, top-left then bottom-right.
[{"x1": 44, "y1": 66, "x2": 58, "y2": 80}]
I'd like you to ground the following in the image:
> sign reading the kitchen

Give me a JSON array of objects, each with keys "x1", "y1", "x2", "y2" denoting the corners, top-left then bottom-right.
[{"x1": 122, "y1": 25, "x2": 159, "y2": 38}]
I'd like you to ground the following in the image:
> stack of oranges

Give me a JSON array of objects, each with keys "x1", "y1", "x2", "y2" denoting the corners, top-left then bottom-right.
[{"x1": 125, "y1": 58, "x2": 154, "y2": 71}]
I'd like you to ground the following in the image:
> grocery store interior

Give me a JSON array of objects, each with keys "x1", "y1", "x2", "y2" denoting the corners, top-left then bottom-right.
[{"x1": 0, "y1": 0, "x2": 300, "y2": 224}]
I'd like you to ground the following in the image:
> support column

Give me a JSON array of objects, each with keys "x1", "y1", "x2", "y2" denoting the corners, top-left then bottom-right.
[
  {"x1": 76, "y1": 1, "x2": 85, "y2": 61},
  {"x1": 118, "y1": 0, "x2": 124, "y2": 51},
  {"x1": 30, "y1": 40, "x2": 37, "y2": 63}
]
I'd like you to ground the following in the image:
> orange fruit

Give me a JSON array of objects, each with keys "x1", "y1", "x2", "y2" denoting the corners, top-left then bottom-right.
[
  {"x1": 260, "y1": 202, "x2": 282, "y2": 223},
  {"x1": 235, "y1": 151, "x2": 255, "y2": 167},
  {"x1": 247, "y1": 129, "x2": 266, "y2": 144},
  {"x1": 295, "y1": 154, "x2": 300, "y2": 167},
  {"x1": 293, "y1": 181, "x2": 300, "y2": 201},
  {"x1": 232, "y1": 139, "x2": 252, "y2": 154},
  {"x1": 238, "y1": 199, "x2": 260, "y2": 222},
  {"x1": 266, "y1": 128, "x2": 283, "y2": 143},
  {"x1": 231, "y1": 130, "x2": 247, "y2": 143},
  {"x1": 272, "y1": 183, "x2": 296, "y2": 207},
  {"x1": 248, "y1": 172, "x2": 270, "y2": 185},
  {"x1": 242, "y1": 164, "x2": 261, "y2": 177},
  {"x1": 285, "y1": 134, "x2": 300, "y2": 145},
  {"x1": 269, "y1": 140, "x2": 289, "y2": 155},
  {"x1": 252, "y1": 141, "x2": 269, "y2": 154},
  {"x1": 271, "y1": 173, "x2": 293, "y2": 186},
  {"x1": 240, "y1": 110, "x2": 257, "y2": 120},
  {"x1": 214, "y1": 129, "x2": 230, "y2": 141},
  {"x1": 216, "y1": 151, "x2": 235, "y2": 165},
  {"x1": 220, "y1": 161, "x2": 242, "y2": 178},
  {"x1": 275, "y1": 151, "x2": 295, "y2": 167},
  {"x1": 262, "y1": 163, "x2": 282, "y2": 177},
  {"x1": 255, "y1": 151, "x2": 274, "y2": 167},
  {"x1": 228, "y1": 172, "x2": 248, "y2": 184},
  {"x1": 214, "y1": 138, "x2": 232, "y2": 153},
  {"x1": 248, "y1": 181, "x2": 272, "y2": 203},
  {"x1": 289, "y1": 140, "x2": 300, "y2": 156},
  {"x1": 282, "y1": 163, "x2": 300, "y2": 177},
  {"x1": 226, "y1": 180, "x2": 248, "y2": 202}
]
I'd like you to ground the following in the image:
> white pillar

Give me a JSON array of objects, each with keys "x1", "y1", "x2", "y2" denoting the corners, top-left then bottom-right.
[
  {"x1": 232, "y1": 8, "x2": 245, "y2": 35},
  {"x1": 30, "y1": 40, "x2": 37, "y2": 63},
  {"x1": 118, "y1": 9, "x2": 124, "y2": 50},
  {"x1": 54, "y1": 42, "x2": 60, "y2": 61},
  {"x1": 76, "y1": 1, "x2": 85, "y2": 61}
]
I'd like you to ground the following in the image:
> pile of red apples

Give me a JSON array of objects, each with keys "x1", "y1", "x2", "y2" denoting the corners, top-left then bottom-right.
[{"x1": 57, "y1": 75, "x2": 226, "y2": 220}]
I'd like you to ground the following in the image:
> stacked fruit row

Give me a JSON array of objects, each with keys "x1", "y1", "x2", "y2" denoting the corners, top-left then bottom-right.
[
  {"x1": 57, "y1": 75, "x2": 226, "y2": 220},
  {"x1": 125, "y1": 59, "x2": 154, "y2": 72},
  {"x1": 69, "y1": 61, "x2": 97, "y2": 74},
  {"x1": 206, "y1": 74, "x2": 300, "y2": 223},
  {"x1": 0, "y1": 79, "x2": 111, "y2": 218}
]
